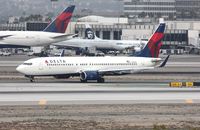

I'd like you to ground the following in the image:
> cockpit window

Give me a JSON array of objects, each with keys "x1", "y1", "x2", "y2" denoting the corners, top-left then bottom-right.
[{"x1": 23, "y1": 63, "x2": 33, "y2": 65}]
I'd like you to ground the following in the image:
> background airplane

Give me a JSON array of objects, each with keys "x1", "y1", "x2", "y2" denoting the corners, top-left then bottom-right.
[
  {"x1": 16, "y1": 22, "x2": 167, "y2": 83},
  {"x1": 0, "y1": 5, "x2": 75, "y2": 48},
  {"x1": 53, "y1": 24, "x2": 147, "y2": 55}
]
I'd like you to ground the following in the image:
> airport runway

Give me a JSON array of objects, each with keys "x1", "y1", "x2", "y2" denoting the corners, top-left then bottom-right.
[
  {"x1": 0, "y1": 55, "x2": 197, "y2": 74},
  {"x1": 0, "y1": 55, "x2": 199, "y2": 103},
  {"x1": 0, "y1": 54, "x2": 199, "y2": 105},
  {"x1": 0, "y1": 55, "x2": 199, "y2": 129},
  {"x1": 0, "y1": 55, "x2": 200, "y2": 83},
  {"x1": 0, "y1": 83, "x2": 199, "y2": 105}
]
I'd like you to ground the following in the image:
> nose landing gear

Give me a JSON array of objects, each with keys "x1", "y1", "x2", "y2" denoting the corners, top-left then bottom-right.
[{"x1": 25, "y1": 75, "x2": 35, "y2": 82}]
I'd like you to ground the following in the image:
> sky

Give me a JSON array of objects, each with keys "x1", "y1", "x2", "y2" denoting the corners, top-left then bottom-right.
[{"x1": 0, "y1": 0, "x2": 123, "y2": 22}]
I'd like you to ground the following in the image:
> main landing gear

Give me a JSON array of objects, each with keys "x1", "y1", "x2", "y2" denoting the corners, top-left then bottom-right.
[
  {"x1": 97, "y1": 77, "x2": 105, "y2": 83},
  {"x1": 80, "y1": 77, "x2": 105, "y2": 83},
  {"x1": 80, "y1": 79, "x2": 87, "y2": 83}
]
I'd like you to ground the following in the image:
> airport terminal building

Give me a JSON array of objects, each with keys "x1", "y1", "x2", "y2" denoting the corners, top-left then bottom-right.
[
  {"x1": 124, "y1": 0, "x2": 176, "y2": 20},
  {"x1": 71, "y1": 16, "x2": 199, "y2": 54},
  {"x1": 1, "y1": 0, "x2": 200, "y2": 54},
  {"x1": 0, "y1": 16, "x2": 200, "y2": 55},
  {"x1": 123, "y1": 0, "x2": 200, "y2": 20}
]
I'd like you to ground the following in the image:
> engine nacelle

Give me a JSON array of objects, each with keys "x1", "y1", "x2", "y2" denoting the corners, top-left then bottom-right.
[
  {"x1": 80, "y1": 71, "x2": 100, "y2": 81},
  {"x1": 54, "y1": 75, "x2": 70, "y2": 79}
]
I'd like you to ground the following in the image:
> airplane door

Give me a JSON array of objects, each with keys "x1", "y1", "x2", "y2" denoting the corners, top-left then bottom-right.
[
  {"x1": 39, "y1": 61, "x2": 44, "y2": 70},
  {"x1": 35, "y1": 35, "x2": 41, "y2": 45}
]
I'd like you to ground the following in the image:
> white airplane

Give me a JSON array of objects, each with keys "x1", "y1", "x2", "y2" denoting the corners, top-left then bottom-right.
[
  {"x1": 53, "y1": 24, "x2": 147, "y2": 54},
  {"x1": 16, "y1": 22, "x2": 168, "y2": 83},
  {"x1": 0, "y1": 5, "x2": 75, "y2": 48}
]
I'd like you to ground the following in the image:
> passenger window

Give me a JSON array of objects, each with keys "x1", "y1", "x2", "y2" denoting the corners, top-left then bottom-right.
[{"x1": 116, "y1": 43, "x2": 123, "y2": 45}]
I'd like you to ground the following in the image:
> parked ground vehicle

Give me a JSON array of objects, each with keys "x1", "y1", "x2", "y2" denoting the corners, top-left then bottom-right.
[
  {"x1": 27, "y1": 51, "x2": 34, "y2": 56},
  {"x1": 2, "y1": 52, "x2": 11, "y2": 56}
]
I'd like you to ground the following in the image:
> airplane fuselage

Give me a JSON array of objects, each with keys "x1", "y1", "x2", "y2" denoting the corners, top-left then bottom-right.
[
  {"x1": 17, "y1": 56, "x2": 160, "y2": 76},
  {"x1": 0, "y1": 31, "x2": 69, "y2": 48},
  {"x1": 54, "y1": 38, "x2": 147, "y2": 51}
]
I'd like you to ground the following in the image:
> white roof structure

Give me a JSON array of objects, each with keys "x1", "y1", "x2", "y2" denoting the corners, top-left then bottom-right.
[{"x1": 77, "y1": 15, "x2": 128, "y2": 25}]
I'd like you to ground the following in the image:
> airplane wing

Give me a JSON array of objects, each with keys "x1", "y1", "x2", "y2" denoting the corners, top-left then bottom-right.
[
  {"x1": 54, "y1": 42, "x2": 89, "y2": 50},
  {"x1": 98, "y1": 67, "x2": 154, "y2": 75},
  {"x1": 51, "y1": 34, "x2": 78, "y2": 39},
  {"x1": 0, "y1": 35, "x2": 13, "y2": 40},
  {"x1": 53, "y1": 38, "x2": 93, "y2": 50},
  {"x1": 79, "y1": 67, "x2": 154, "y2": 76}
]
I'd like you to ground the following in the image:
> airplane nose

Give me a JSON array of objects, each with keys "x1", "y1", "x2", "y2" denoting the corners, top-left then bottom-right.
[{"x1": 16, "y1": 65, "x2": 23, "y2": 74}]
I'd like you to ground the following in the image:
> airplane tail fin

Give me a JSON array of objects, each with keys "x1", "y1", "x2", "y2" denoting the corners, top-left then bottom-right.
[
  {"x1": 136, "y1": 21, "x2": 166, "y2": 58},
  {"x1": 43, "y1": 5, "x2": 75, "y2": 33},
  {"x1": 85, "y1": 24, "x2": 99, "y2": 40}
]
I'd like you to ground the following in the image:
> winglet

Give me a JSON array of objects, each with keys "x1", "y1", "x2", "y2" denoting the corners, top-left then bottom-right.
[
  {"x1": 60, "y1": 50, "x2": 65, "y2": 57},
  {"x1": 43, "y1": 5, "x2": 75, "y2": 33},
  {"x1": 159, "y1": 55, "x2": 170, "y2": 67}
]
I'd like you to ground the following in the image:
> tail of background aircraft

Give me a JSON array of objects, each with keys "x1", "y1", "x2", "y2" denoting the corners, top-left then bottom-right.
[
  {"x1": 85, "y1": 24, "x2": 101, "y2": 40},
  {"x1": 43, "y1": 5, "x2": 75, "y2": 33},
  {"x1": 136, "y1": 21, "x2": 166, "y2": 58},
  {"x1": 60, "y1": 49, "x2": 65, "y2": 57}
]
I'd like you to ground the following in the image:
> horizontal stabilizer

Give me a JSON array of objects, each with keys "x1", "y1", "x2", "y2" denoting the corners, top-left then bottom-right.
[
  {"x1": 0, "y1": 35, "x2": 12, "y2": 39},
  {"x1": 98, "y1": 67, "x2": 154, "y2": 74},
  {"x1": 51, "y1": 34, "x2": 77, "y2": 39},
  {"x1": 151, "y1": 59, "x2": 162, "y2": 63}
]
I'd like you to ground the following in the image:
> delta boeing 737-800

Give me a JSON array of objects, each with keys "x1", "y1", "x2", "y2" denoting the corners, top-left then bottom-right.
[
  {"x1": 0, "y1": 5, "x2": 75, "y2": 48},
  {"x1": 16, "y1": 22, "x2": 168, "y2": 83}
]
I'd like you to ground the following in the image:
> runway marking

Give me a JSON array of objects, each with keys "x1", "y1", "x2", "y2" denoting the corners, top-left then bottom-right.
[
  {"x1": 185, "y1": 99, "x2": 193, "y2": 104},
  {"x1": 38, "y1": 99, "x2": 47, "y2": 105}
]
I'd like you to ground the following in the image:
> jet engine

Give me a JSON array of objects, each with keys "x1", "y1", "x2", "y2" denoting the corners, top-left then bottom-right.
[{"x1": 80, "y1": 71, "x2": 100, "y2": 81}]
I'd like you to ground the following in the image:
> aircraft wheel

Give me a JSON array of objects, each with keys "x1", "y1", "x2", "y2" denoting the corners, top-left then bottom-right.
[
  {"x1": 97, "y1": 78, "x2": 105, "y2": 83},
  {"x1": 80, "y1": 79, "x2": 87, "y2": 83},
  {"x1": 29, "y1": 76, "x2": 35, "y2": 82}
]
